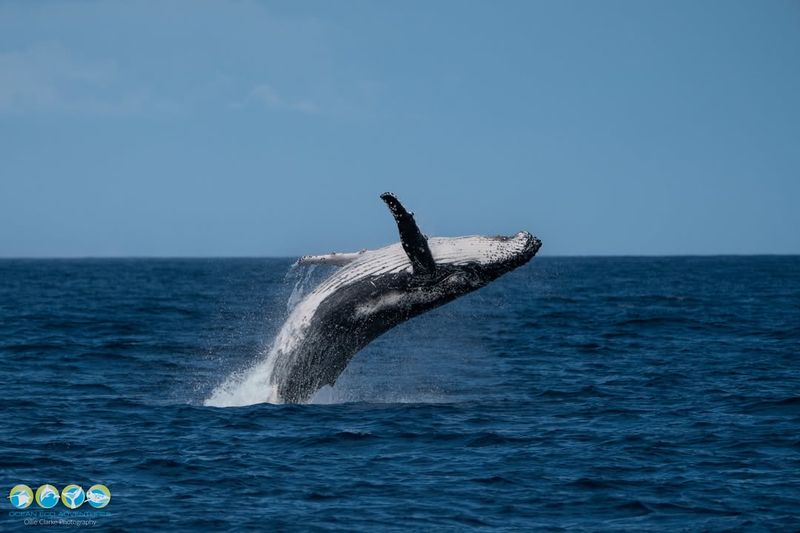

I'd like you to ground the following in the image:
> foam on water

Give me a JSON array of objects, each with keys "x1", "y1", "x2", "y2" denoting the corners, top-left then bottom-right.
[
  {"x1": 204, "y1": 264, "x2": 321, "y2": 407},
  {"x1": 204, "y1": 350, "x2": 281, "y2": 407}
]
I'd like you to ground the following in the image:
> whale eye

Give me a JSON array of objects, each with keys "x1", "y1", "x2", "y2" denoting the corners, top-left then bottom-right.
[
  {"x1": 446, "y1": 273, "x2": 465, "y2": 284},
  {"x1": 445, "y1": 271, "x2": 479, "y2": 287}
]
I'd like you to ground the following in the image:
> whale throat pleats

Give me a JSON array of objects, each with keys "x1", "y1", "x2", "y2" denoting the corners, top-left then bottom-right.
[{"x1": 380, "y1": 193, "x2": 436, "y2": 275}]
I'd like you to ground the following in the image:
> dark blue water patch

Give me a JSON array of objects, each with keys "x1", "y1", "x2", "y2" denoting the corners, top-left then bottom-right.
[{"x1": 1, "y1": 257, "x2": 799, "y2": 530}]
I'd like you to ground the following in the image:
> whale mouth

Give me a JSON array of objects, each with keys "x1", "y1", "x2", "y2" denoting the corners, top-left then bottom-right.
[
  {"x1": 517, "y1": 230, "x2": 542, "y2": 258},
  {"x1": 495, "y1": 230, "x2": 541, "y2": 264},
  {"x1": 428, "y1": 231, "x2": 541, "y2": 271},
  {"x1": 469, "y1": 230, "x2": 542, "y2": 278}
]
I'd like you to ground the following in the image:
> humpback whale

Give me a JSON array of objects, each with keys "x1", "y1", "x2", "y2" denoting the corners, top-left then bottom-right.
[{"x1": 267, "y1": 193, "x2": 541, "y2": 403}]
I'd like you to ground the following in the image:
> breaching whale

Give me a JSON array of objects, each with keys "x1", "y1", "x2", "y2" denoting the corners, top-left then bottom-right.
[{"x1": 266, "y1": 193, "x2": 541, "y2": 403}]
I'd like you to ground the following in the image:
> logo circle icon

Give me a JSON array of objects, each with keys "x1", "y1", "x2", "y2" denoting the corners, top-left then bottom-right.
[
  {"x1": 61, "y1": 485, "x2": 85, "y2": 509},
  {"x1": 35, "y1": 484, "x2": 60, "y2": 509},
  {"x1": 9, "y1": 485, "x2": 33, "y2": 509},
  {"x1": 86, "y1": 484, "x2": 111, "y2": 508}
]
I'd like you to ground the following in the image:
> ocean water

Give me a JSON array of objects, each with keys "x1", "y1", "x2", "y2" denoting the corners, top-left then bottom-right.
[{"x1": 1, "y1": 256, "x2": 799, "y2": 530}]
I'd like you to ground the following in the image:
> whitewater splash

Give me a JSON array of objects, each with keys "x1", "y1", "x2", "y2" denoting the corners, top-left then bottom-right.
[
  {"x1": 204, "y1": 264, "x2": 320, "y2": 408},
  {"x1": 203, "y1": 260, "x2": 446, "y2": 407}
]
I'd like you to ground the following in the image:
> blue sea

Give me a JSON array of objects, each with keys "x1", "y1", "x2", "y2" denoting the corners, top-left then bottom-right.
[{"x1": 1, "y1": 257, "x2": 799, "y2": 530}]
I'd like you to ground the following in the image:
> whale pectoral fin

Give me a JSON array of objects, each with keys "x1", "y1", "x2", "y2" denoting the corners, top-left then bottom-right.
[
  {"x1": 380, "y1": 192, "x2": 436, "y2": 275},
  {"x1": 296, "y1": 250, "x2": 367, "y2": 267}
]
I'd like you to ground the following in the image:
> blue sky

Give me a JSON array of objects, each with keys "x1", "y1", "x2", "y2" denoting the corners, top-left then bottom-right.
[{"x1": 1, "y1": 1, "x2": 798, "y2": 257}]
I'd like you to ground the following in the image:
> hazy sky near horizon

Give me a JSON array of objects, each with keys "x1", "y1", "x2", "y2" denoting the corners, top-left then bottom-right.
[{"x1": 1, "y1": 1, "x2": 798, "y2": 257}]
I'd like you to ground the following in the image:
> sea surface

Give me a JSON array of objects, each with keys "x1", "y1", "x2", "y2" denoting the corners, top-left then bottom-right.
[{"x1": 1, "y1": 256, "x2": 799, "y2": 531}]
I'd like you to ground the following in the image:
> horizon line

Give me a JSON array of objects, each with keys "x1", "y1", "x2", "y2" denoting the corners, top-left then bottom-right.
[{"x1": 0, "y1": 253, "x2": 798, "y2": 260}]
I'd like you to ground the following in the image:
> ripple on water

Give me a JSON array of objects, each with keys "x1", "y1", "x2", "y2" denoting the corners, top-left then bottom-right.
[{"x1": 0, "y1": 257, "x2": 799, "y2": 530}]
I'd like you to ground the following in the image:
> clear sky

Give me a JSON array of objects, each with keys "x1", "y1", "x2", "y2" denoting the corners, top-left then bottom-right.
[{"x1": 1, "y1": 1, "x2": 798, "y2": 257}]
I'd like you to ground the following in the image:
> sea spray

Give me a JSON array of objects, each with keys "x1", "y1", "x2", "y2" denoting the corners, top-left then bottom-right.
[
  {"x1": 204, "y1": 354, "x2": 281, "y2": 406},
  {"x1": 204, "y1": 263, "x2": 321, "y2": 407},
  {"x1": 286, "y1": 264, "x2": 317, "y2": 313}
]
